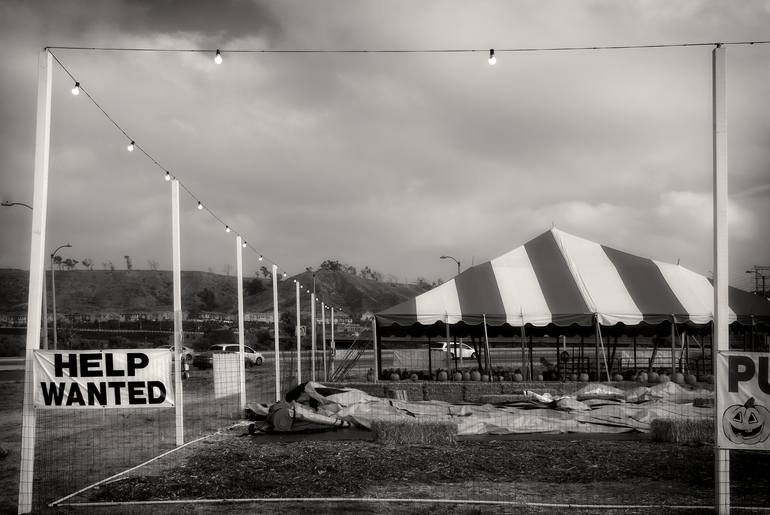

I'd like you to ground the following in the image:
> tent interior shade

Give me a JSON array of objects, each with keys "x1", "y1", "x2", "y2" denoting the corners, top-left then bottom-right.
[{"x1": 376, "y1": 228, "x2": 770, "y2": 335}]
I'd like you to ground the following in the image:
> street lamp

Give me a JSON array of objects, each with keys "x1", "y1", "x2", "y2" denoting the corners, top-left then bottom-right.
[
  {"x1": 51, "y1": 243, "x2": 72, "y2": 350},
  {"x1": 440, "y1": 255, "x2": 461, "y2": 276},
  {"x1": 1, "y1": 200, "x2": 48, "y2": 349}
]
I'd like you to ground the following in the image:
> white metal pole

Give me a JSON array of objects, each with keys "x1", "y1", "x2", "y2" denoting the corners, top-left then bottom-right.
[
  {"x1": 18, "y1": 48, "x2": 52, "y2": 515},
  {"x1": 236, "y1": 236, "x2": 246, "y2": 412},
  {"x1": 51, "y1": 255, "x2": 57, "y2": 350},
  {"x1": 330, "y1": 307, "x2": 336, "y2": 377},
  {"x1": 171, "y1": 179, "x2": 184, "y2": 446},
  {"x1": 295, "y1": 280, "x2": 301, "y2": 384},
  {"x1": 310, "y1": 293, "x2": 316, "y2": 381},
  {"x1": 272, "y1": 265, "x2": 280, "y2": 401},
  {"x1": 372, "y1": 318, "x2": 379, "y2": 384},
  {"x1": 445, "y1": 314, "x2": 451, "y2": 372},
  {"x1": 321, "y1": 302, "x2": 327, "y2": 381},
  {"x1": 712, "y1": 43, "x2": 730, "y2": 515},
  {"x1": 483, "y1": 314, "x2": 492, "y2": 374}
]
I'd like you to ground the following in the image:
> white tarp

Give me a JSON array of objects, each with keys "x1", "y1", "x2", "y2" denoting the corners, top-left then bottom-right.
[
  {"x1": 282, "y1": 382, "x2": 714, "y2": 436},
  {"x1": 33, "y1": 349, "x2": 173, "y2": 409}
]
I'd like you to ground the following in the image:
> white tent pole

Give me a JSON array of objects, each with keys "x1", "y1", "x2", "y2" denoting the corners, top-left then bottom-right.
[
  {"x1": 372, "y1": 318, "x2": 379, "y2": 384},
  {"x1": 483, "y1": 314, "x2": 492, "y2": 376},
  {"x1": 295, "y1": 280, "x2": 301, "y2": 384},
  {"x1": 18, "y1": 49, "x2": 52, "y2": 515},
  {"x1": 519, "y1": 310, "x2": 527, "y2": 380},
  {"x1": 171, "y1": 179, "x2": 184, "y2": 446},
  {"x1": 310, "y1": 292, "x2": 316, "y2": 382},
  {"x1": 330, "y1": 308, "x2": 336, "y2": 377},
  {"x1": 712, "y1": 43, "x2": 730, "y2": 515},
  {"x1": 272, "y1": 265, "x2": 280, "y2": 401},
  {"x1": 445, "y1": 314, "x2": 451, "y2": 372},
  {"x1": 321, "y1": 302, "x2": 327, "y2": 381},
  {"x1": 235, "y1": 236, "x2": 245, "y2": 412}
]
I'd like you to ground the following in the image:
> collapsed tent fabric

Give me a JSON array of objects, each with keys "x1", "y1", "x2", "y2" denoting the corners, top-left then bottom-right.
[
  {"x1": 274, "y1": 382, "x2": 713, "y2": 436},
  {"x1": 377, "y1": 228, "x2": 770, "y2": 329}
]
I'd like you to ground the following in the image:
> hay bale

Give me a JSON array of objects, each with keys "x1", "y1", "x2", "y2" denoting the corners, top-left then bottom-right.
[
  {"x1": 500, "y1": 383, "x2": 526, "y2": 395},
  {"x1": 650, "y1": 419, "x2": 713, "y2": 444},
  {"x1": 478, "y1": 394, "x2": 532, "y2": 404},
  {"x1": 423, "y1": 383, "x2": 464, "y2": 402},
  {"x1": 371, "y1": 419, "x2": 457, "y2": 446},
  {"x1": 463, "y1": 382, "x2": 501, "y2": 402},
  {"x1": 385, "y1": 383, "x2": 424, "y2": 401}
]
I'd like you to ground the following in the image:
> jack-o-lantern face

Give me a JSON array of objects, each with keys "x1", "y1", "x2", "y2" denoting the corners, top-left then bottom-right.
[{"x1": 722, "y1": 397, "x2": 770, "y2": 445}]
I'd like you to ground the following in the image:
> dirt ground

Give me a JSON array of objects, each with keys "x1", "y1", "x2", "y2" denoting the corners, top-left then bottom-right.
[{"x1": 3, "y1": 373, "x2": 770, "y2": 515}]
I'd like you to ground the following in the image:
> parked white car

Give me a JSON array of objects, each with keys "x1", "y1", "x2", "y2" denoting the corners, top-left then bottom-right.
[
  {"x1": 157, "y1": 345, "x2": 195, "y2": 363},
  {"x1": 430, "y1": 342, "x2": 477, "y2": 360}
]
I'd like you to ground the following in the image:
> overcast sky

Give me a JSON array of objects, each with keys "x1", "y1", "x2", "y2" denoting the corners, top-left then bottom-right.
[{"x1": 0, "y1": 0, "x2": 768, "y2": 288}]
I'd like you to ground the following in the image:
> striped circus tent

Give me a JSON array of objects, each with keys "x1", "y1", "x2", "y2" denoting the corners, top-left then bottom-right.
[{"x1": 376, "y1": 228, "x2": 770, "y2": 331}]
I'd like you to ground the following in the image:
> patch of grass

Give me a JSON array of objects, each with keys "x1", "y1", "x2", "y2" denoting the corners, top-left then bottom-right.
[
  {"x1": 650, "y1": 419, "x2": 713, "y2": 444},
  {"x1": 371, "y1": 419, "x2": 457, "y2": 446}
]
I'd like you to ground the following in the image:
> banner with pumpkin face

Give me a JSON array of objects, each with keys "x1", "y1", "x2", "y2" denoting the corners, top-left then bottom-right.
[{"x1": 717, "y1": 352, "x2": 770, "y2": 450}]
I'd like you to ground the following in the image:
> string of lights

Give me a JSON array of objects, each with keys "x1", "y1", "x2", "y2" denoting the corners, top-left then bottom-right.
[
  {"x1": 51, "y1": 50, "x2": 349, "y2": 313},
  {"x1": 47, "y1": 39, "x2": 768, "y2": 312}
]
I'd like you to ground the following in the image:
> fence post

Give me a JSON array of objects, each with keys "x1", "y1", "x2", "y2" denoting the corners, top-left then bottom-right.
[
  {"x1": 372, "y1": 318, "x2": 379, "y2": 384},
  {"x1": 712, "y1": 42, "x2": 730, "y2": 514},
  {"x1": 272, "y1": 265, "x2": 281, "y2": 401},
  {"x1": 171, "y1": 179, "x2": 184, "y2": 446},
  {"x1": 236, "y1": 236, "x2": 246, "y2": 412},
  {"x1": 330, "y1": 308, "x2": 336, "y2": 377},
  {"x1": 18, "y1": 48, "x2": 52, "y2": 515},
  {"x1": 321, "y1": 302, "x2": 327, "y2": 381},
  {"x1": 295, "y1": 280, "x2": 301, "y2": 384},
  {"x1": 311, "y1": 293, "x2": 316, "y2": 381}
]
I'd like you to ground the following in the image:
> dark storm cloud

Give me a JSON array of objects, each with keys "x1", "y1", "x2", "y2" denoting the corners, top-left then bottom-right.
[{"x1": 0, "y1": 1, "x2": 768, "y2": 288}]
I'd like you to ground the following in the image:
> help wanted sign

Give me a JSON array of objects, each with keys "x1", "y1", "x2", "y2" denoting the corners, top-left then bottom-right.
[{"x1": 33, "y1": 349, "x2": 174, "y2": 409}]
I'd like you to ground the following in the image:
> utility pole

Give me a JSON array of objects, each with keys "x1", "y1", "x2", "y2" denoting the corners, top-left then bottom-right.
[{"x1": 745, "y1": 266, "x2": 770, "y2": 297}]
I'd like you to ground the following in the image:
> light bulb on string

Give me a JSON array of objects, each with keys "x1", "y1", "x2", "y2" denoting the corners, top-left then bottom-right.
[
  {"x1": 214, "y1": 49, "x2": 223, "y2": 64},
  {"x1": 197, "y1": 201, "x2": 203, "y2": 210},
  {"x1": 225, "y1": 225, "x2": 231, "y2": 233},
  {"x1": 258, "y1": 255, "x2": 263, "y2": 261},
  {"x1": 127, "y1": 141, "x2": 135, "y2": 152},
  {"x1": 242, "y1": 241, "x2": 247, "y2": 248},
  {"x1": 282, "y1": 272, "x2": 287, "y2": 278},
  {"x1": 71, "y1": 82, "x2": 80, "y2": 95},
  {"x1": 165, "y1": 171, "x2": 171, "y2": 181},
  {"x1": 488, "y1": 49, "x2": 496, "y2": 65}
]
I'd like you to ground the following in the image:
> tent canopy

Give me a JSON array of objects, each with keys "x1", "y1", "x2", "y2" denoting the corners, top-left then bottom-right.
[{"x1": 376, "y1": 228, "x2": 770, "y2": 333}]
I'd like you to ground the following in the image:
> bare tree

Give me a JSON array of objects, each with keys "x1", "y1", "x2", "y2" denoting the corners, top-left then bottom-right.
[
  {"x1": 260, "y1": 266, "x2": 270, "y2": 279},
  {"x1": 148, "y1": 260, "x2": 159, "y2": 271},
  {"x1": 53, "y1": 255, "x2": 63, "y2": 270},
  {"x1": 81, "y1": 258, "x2": 93, "y2": 270},
  {"x1": 124, "y1": 255, "x2": 133, "y2": 270},
  {"x1": 108, "y1": 261, "x2": 115, "y2": 271}
]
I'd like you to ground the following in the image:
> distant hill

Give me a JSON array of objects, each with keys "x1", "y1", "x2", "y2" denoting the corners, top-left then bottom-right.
[{"x1": 0, "y1": 269, "x2": 428, "y2": 320}]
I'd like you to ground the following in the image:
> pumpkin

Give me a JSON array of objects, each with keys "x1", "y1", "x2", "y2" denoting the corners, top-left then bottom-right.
[
  {"x1": 612, "y1": 373, "x2": 623, "y2": 382},
  {"x1": 673, "y1": 372, "x2": 685, "y2": 384},
  {"x1": 462, "y1": 371, "x2": 471, "y2": 381},
  {"x1": 366, "y1": 369, "x2": 375, "y2": 382},
  {"x1": 437, "y1": 370, "x2": 448, "y2": 382},
  {"x1": 569, "y1": 373, "x2": 579, "y2": 382},
  {"x1": 410, "y1": 374, "x2": 419, "y2": 382},
  {"x1": 648, "y1": 372, "x2": 659, "y2": 383},
  {"x1": 579, "y1": 373, "x2": 590, "y2": 382},
  {"x1": 658, "y1": 374, "x2": 670, "y2": 383},
  {"x1": 390, "y1": 373, "x2": 401, "y2": 381},
  {"x1": 535, "y1": 374, "x2": 544, "y2": 381},
  {"x1": 452, "y1": 372, "x2": 463, "y2": 382},
  {"x1": 471, "y1": 370, "x2": 482, "y2": 381},
  {"x1": 703, "y1": 374, "x2": 715, "y2": 384},
  {"x1": 513, "y1": 373, "x2": 524, "y2": 382},
  {"x1": 685, "y1": 374, "x2": 697, "y2": 385},
  {"x1": 481, "y1": 374, "x2": 490, "y2": 382},
  {"x1": 722, "y1": 397, "x2": 770, "y2": 445}
]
